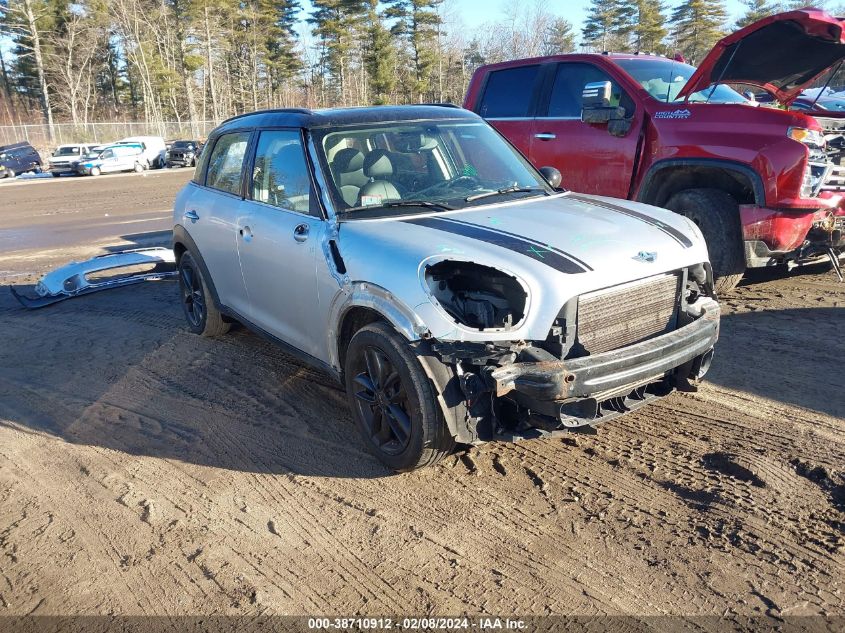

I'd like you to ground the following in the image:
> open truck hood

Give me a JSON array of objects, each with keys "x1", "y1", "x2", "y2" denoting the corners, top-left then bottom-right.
[{"x1": 678, "y1": 8, "x2": 845, "y2": 104}]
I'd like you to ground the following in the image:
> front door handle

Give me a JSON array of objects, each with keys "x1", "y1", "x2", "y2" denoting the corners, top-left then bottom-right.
[
  {"x1": 239, "y1": 225, "x2": 253, "y2": 242},
  {"x1": 293, "y1": 223, "x2": 310, "y2": 243},
  {"x1": 184, "y1": 210, "x2": 200, "y2": 221},
  {"x1": 534, "y1": 133, "x2": 557, "y2": 140}
]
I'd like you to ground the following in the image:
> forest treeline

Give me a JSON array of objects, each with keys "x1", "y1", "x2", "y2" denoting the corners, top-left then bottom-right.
[{"x1": 0, "y1": 0, "x2": 840, "y2": 132}]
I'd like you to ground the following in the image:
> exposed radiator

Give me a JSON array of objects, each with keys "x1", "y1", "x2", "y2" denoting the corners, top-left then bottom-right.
[{"x1": 576, "y1": 273, "x2": 680, "y2": 355}]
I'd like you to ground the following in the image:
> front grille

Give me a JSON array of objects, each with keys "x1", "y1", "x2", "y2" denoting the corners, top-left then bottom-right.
[
  {"x1": 576, "y1": 273, "x2": 680, "y2": 355},
  {"x1": 822, "y1": 164, "x2": 845, "y2": 192}
]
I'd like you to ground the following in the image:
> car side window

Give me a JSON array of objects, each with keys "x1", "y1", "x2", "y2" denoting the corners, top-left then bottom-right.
[
  {"x1": 251, "y1": 130, "x2": 313, "y2": 215},
  {"x1": 478, "y1": 65, "x2": 540, "y2": 118},
  {"x1": 547, "y1": 63, "x2": 634, "y2": 118},
  {"x1": 205, "y1": 132, "x2": 250, "y2": 196},
  {"x1": 101, "y1": 149, "x2": 114, "y2": 159}
]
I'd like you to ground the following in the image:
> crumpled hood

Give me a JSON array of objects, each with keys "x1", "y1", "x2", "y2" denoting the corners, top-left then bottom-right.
[{"x1": 678, "y1": 8, "x2": 845, "y2": 104}]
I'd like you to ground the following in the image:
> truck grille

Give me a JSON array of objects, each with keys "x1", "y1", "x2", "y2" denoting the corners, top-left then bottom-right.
[
  {"x1": 576, "y1": 273, "x2": 680, "y2": 355},
  {"x1": 822, "y1": 164, "x2": 845, "y2": 192}
]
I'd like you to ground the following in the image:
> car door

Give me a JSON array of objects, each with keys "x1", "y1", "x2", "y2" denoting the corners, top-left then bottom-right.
[
  {"x1": 474, "y1": 64, "x2": 544, "y2": 158},
  {"x1": 182, "y1": 131, "x2": 253, "y2": 317},
  {"x1": 529, "y1": 62, "x2": 642, "y2": 198},
  {"x1": 237, "y1": 129, "x2": 324, "y2": 358},
  {"x1": 97, "y1": 149, "x2": 116, "y2": 172}
]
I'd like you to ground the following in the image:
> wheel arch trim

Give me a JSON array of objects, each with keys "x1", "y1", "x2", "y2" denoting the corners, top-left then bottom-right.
[{"x1": 637, "y1": 158, "x2": 766, "y2": 207}]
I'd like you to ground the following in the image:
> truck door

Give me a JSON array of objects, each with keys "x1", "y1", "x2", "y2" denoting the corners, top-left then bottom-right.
[
  {"x1": 529, "y1": 62, "x2": 641, "y2": 199},
  {"x1": 475, "y1": 64, "x2": 544, "y2": 158}
]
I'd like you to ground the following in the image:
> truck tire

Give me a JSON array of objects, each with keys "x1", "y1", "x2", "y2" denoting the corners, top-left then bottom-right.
[
  {"x1": 664, "y1": 188, "x2": 745, "y2": 293},
  {"x1": 345, "y1": 322, "x2": 456, "y2": 471}
]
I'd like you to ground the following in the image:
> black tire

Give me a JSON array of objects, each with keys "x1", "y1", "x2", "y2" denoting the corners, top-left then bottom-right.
[
  {"x1": 664, "y1": 188, "x2": 746, "y2": 293},
  {"x1": 177, "y1": 251, "x2": 230, "y2": 337},
  {"x1": 51, "y1": 172, "x2": 60, "y2": 178},
  {"x1": 344, "y1": 322, "x2": 455, "y2": 471}
]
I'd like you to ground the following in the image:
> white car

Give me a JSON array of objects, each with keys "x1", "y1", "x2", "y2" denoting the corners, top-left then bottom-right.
[
  {"x1": 73, "y1": 144, "x2": 146, "y2": 176},
  {"x1": 48, "y1": 143, "x2": 98, "y2": 176},
  {"x1": 116, "y1": 136, "x2": 167, "y2": 169},
  {"x1": 173, "y1": 106, "x2": 720, "y2": 471}
]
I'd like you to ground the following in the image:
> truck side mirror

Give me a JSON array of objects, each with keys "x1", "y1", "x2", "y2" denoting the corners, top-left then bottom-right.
[
  {"x1": 581, "y1": 80, "x2": 632, "y2": 137},
  {"x1": 539, "y1": 166, "x2": 562, "y2": 189}
]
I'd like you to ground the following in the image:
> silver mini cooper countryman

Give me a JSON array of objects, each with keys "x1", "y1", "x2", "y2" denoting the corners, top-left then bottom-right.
[{"x1": 173, "y1": 105, "x2": 720, "y2": 471}]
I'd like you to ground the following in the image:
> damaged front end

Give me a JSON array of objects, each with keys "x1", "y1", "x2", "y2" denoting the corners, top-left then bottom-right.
[
  {"x1": 10, "y1": 247, "x2": 176, "y2": 309},
  {"x1": 416, "y1": 263, "x2": 720, "y2": 444}
]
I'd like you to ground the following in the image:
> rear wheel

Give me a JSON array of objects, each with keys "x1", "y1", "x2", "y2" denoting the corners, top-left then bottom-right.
[
  {"x1": 345, "y1": 322, "x2": 455, "y2": 471},
  {"x1": 178, "y1": 251, "x2": 230, "y2": 337},
  {"x1": 134, "y1": 162, "x2": 144, "y2": 173},
  {"x1": 665, "y1": 188, "x2": 746, "y2": 293}
]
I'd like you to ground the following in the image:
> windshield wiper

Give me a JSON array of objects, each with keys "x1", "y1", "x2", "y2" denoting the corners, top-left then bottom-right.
[
  {"x1": 341, "y1": 200, "x2": 455, "y2": 214},
  {"x1": 465, "y1": 186, "x2": 548, "y2": 202}
]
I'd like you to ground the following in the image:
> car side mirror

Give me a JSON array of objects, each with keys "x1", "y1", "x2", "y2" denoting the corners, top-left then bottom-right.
[{"x1": 539, "y1": 166, "x2": 562, "y2": 189}]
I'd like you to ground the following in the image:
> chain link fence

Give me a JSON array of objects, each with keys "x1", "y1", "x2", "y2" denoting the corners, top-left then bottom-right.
[{"x1": 0, "y1": 120, "x2": 222, "y2": 154}]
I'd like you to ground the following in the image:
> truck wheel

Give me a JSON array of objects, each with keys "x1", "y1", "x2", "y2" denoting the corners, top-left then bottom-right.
[
  {"x1": 177, "y1": 251, "x2": 230, "y2": 337},
  {"x1": 665, "y1": 188, "x2": 745, "y2": 293},
  {"x1": 345, "y1": 322, "x2": 455, "y2": 471}
]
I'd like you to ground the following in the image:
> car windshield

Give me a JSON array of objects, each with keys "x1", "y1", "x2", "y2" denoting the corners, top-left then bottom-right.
[
  {"x1": 173, "y1": 141, "x2": 195, "y2": 149},
  {"x1": 314, "y1": 120, "x2": 551, "y2": 216},
  {"x1": 54, "y1": 146, "x2": 80, "y2": 156},
  {"x1": 614, "y1": 58, "x2": 749, "y2": 105}
]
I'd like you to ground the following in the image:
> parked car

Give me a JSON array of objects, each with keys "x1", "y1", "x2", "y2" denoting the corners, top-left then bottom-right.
[
  {"x1": 47, "y1": 143, "x2": 99, "y2": 177},
  {"x1": 165, "y1": 140, "x2": 202, "y2": 168},
  {"x1": 172, "y1": 105, "x2": 720, "y2": 471},
  {"x1": 0, "y1": 141, "x2": 42, "y2": 178},
  {"x1": 464, "y1": 8, "x2": 845, "y2": 292},
  {"x1": 116, "y1": 136, "x2": 167, "y2": 169},
  {"x1": 73, "y1": 143, "x2": 146, "y2": 176}
]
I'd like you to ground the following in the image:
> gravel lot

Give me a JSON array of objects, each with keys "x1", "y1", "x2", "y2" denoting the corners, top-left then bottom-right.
[{"x1": 0, "y1": 172, "x2": 843, "y2": 619}]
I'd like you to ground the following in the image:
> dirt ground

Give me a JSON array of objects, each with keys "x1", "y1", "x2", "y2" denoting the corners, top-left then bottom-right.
[{"x1": 0, "y1": 174, "x2": 844, "y2": 619}]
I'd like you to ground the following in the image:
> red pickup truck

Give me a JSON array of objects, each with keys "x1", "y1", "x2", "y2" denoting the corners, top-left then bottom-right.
[{"x1": 464, "y1": 9, "x2": 845, "y2": 291}]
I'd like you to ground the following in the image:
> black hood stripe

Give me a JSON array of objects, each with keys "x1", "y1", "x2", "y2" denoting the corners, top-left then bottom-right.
[
  {"x1": 442, "y1": 218, "x2": 593, "y2": 271},
  {"x1": 568, "y1": 194, "x2": 693, "y2": 248},
  {"x1": 402, "y1": 217, "x2": 589, "y2": 274}
]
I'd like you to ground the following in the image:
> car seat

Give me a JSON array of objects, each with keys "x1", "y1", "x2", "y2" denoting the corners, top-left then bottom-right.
[
  {"x1": 331, "y1": 148, "x2": 368, "y2": 206},
  {"x1": 358, "y1": 150, "x2": 401, "y2": 205}
]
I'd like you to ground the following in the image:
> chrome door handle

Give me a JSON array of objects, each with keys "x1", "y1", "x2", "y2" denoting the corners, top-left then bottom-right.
[
  {"x1": 184, "y1": 210, "x2": 200, "y2": 221},
  {"x1": 293, "y1": 224, "x2": 309, "y2": 243},
  {"x1": 239, "y1": 225, "x2": 253, "y2": 242},
  {"x1": 534, "y1": 133, "x2": 557, "y2": 140}
]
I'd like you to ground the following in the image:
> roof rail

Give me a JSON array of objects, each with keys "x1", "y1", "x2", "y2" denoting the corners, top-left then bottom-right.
[
  {"x1": 418, "y1": 102, "x2": 461, "y2": 108},
  {"x1": 220, "y1": 107, "x2": 315, "y2": 125}
]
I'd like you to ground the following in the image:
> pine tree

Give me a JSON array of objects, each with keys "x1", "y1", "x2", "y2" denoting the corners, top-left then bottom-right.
[
  {"x1": 735, "y1": 0, "x2": 776, "y2": 28},
  {"x1": 384, "y1": 0, "x2": 443, "y2": 101},
  {"x1": 542, "y1": 18, "x2": 576, "y2": 55},
  {"x1": 309, "y1": 0, "x2": 367, "y2": 103},
  {"x1": 364, "y1": 0, "x2": 395, "y2": 104},
  {"x1": 670, "y1": 0, "x2": 727, "y2": 64},
  {"x1": 582, "y1": 0, "x2": 636, "y2": 52},
  {"x1": 633, "y1": 0, "x2": 667, "y2": 53}
]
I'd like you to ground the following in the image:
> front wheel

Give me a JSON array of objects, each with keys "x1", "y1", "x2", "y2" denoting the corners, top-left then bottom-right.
[
  {"x1": 134, "y1": 162, "x2": 144, "y2": 173},
  {"x1": 89, "y1": 166, "x2": 100, "y2": 177},
  {"x1": 345, "y1": 322, "x2": 455, "y2": 471},
  {"x1": 5, "y1": 169, "x2": 14, "y2": 179},
  {"x1": 178, "y1": 251, "x2": 230, "y2": 337},
  {"x1": 665, "y1": 188, "x2": 746, "y2": 293}
]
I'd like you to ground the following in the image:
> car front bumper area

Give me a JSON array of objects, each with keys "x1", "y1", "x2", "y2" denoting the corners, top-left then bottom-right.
[{"x1": 489, "y1": 300, "x2": 720, "y2": 430}]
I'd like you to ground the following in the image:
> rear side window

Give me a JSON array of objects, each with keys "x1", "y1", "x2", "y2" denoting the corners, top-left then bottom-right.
[
  {"x1": 205, "y1": 132, "x2": 250, "y2": 195},
  {"x1": 250, "y1": 130, "x2": 313, "y2": 215},
  {"x1": 547, "y1": 63, "x2": 634, "y2": 118},
  {"x1": 478, "y1": 65, "x2": 540, "y2": 118}
]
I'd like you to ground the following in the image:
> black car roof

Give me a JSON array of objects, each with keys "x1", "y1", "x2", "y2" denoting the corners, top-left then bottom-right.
[
  {"x1": 0, "y1": 141, "x2": 35, "y2": 152},
  {"x1": 214, "y1": 105, "x2": 478, "y2": 135}
]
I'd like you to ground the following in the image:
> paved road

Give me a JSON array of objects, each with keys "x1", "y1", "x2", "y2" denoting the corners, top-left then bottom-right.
[{"x1": 0, "y1": 169, "x2": 192, "y2": 277}]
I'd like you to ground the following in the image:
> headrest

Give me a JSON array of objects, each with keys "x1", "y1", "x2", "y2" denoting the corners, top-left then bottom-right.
[
  {"x1": 363, "y1": 150, "x2": 394, "y2": 178},
  {"x1": 270, "y1": 143, "x2": 303, "y2": 169},
  {"x1": 333, "y1": 147, "x2": 364, "y2": 173}
]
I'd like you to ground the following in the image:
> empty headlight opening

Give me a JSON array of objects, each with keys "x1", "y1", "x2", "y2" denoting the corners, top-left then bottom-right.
[{"x1": 425, "y1": 261, "x2": 527, "y2": 331}]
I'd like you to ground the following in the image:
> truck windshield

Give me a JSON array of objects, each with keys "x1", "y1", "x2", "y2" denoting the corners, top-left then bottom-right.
[
  {"x1": 54, "y1": 147, "x2": 80, "y2": 156},
  {"x1": 614, "y1": 58, "x2": 749, "y2": 105},
  {"x1": 315, "y1": 120, "x2": 551, "y2": 217}
]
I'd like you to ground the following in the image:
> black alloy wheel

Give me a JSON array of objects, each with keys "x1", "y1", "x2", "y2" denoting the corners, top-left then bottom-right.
[
  {"x1": 180, "y1": 260, "x2": 205, "y2": 328},
  {"x1": 352, "y1": 345, "x2": 412, "y2": 456}
]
